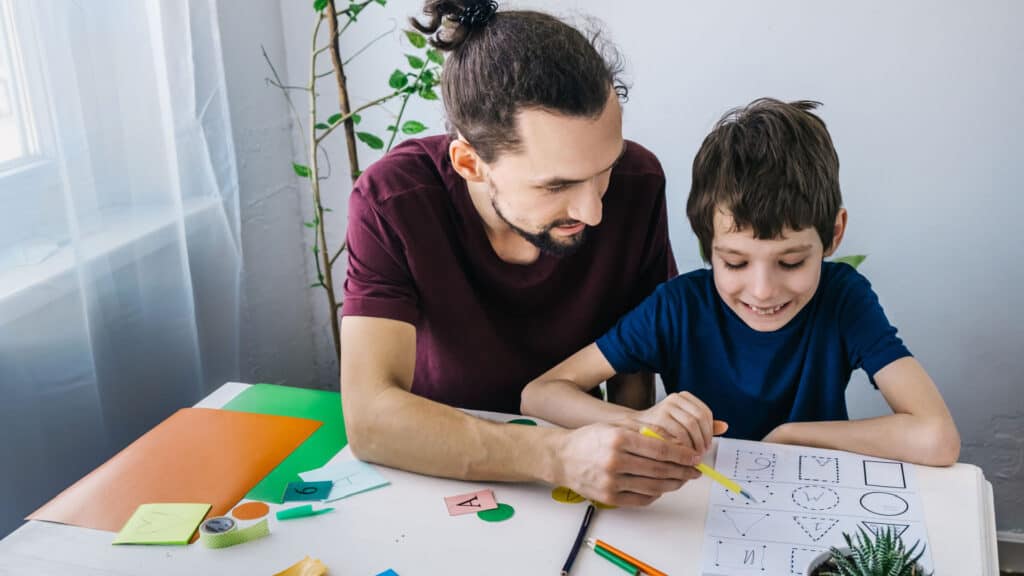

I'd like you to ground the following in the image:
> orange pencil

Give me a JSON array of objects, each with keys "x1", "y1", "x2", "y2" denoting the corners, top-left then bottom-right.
[{"x1": 588, "y1": 538, "x2": 667, "y2": 576}]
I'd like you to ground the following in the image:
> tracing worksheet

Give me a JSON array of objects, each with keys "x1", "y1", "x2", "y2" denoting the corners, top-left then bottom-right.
[{"x1": 701, "y1": 438, "x2": 934, "y2": 575}]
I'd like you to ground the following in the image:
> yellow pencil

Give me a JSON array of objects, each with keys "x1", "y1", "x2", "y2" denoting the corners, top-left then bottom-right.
[{"x1": 640, "y1": 426, "x2": 758, "y2": 503}]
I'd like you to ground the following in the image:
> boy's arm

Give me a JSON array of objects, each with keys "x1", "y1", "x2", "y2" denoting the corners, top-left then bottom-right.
[
  {"x1": 342, "y1": 318, "x2": 704, "y2": 506},
  {"x1": 762, "y1": 357, "x2": 960, "y2": 466},
  {"x1": 520, "y1": 343, "x2": 635, "y2": 428}
]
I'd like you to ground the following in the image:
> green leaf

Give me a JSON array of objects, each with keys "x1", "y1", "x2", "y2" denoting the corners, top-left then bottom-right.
[
  {"x1": 313, "y1": 0, "x2": 328, "y2": 11},
  {"x1": 389, "y1": 69, "x2": 409, "y2": 89},
  {"x1": 350, "y1": 3, "x2": 364, "y2": 16},
  {"x1": 356, "y1": 131, "x2": 385, "y2": 150},
  {"x1": 315, "y1": 122, "x2": 329, "y2": 130},
  {"x1": 323, "y1": 207, "x2": 333, "y2": 212},
  {"x1": 328, "y1": 113, "x2": 343, "y2": 125},
  {"x1": 312, "y1": 245, "x2": 319, "y2": 254},
  {"x1": 427, "y1": 48, "x2": 444, "y2": 65},
  {"x1": 406, "y1": 54, "x2": 425, "y2": 69},
  {"x1": 405, "y1": 30, "x2": 427, "y2": 49},
  {"x1": 310, "y1": 282, "x2": 324, "y2": 289},
  {"x1": 401, "y1": 120, "x2": 427, "y2": 135},
  {"x1": 351, "y1": 113, "x2": 361, "y2": 124},
  {"x1": 304, "y1": 221, "x2": 316, "y2": 228},
  {"x1": 421, "y1": 69, "x2": 436, "y2": 86},
  {"x1": 833, "y1": 254, "x2": 867, "y2": 269},
  {"x1": 386, "y1": 125, "x2": 396, "y2": 131},
  {"x1": 419, "y1": 86, "x2": 439, "y2": 100},
  {"x1": 352, "y1": 169, "x2": 363, "y2": 178},
  {"x1": 292, "y1": 163, "x2": 311, "y2": 178},
  {"x1": 374, "y1": 0, "x2": 386, "y2": 4}
]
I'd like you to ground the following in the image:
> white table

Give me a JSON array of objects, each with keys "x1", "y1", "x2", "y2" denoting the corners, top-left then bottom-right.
[{"x1": 0, "y1": 383, "x2": 1000, "y2": 575}]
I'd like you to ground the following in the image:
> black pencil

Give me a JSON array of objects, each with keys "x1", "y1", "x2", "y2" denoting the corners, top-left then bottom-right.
[{"x1": 560, "y1": 503, "x2": 596, "y2": 575}]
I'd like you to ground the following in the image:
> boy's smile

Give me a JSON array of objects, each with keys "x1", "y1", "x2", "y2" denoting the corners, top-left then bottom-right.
[{"x1": 711, "y1": 208, "x2": 845, "y2": 332}]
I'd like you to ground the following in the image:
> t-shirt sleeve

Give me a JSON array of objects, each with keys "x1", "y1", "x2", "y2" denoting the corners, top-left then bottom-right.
[
  {"x1": 596, "y1": 283, "x2": 674, "y2": 375},
  {"x1": 838, "y1": 267, "x2": 912, "y2": 381},
  {"x1": 341, "y1": 184, "x2": 419, "y2": 325}
]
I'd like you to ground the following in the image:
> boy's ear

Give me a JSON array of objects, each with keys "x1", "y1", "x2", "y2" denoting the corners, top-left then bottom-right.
[
  {"x1": 449, "y1": 138, "x2": 487, "y2": 183},
  {"x1": 823, "y1": 208, "x2": 848, "y2": 257}
]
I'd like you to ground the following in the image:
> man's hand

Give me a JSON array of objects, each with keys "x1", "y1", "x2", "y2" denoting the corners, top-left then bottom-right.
[
  {"x1": 637, "y1": 391, "x2": 728, "y2": 453},
  {"x1": 553, "y1": 419, "x2": 703, "y2": 507}
]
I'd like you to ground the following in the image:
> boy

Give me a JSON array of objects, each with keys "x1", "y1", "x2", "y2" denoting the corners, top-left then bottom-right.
[{"x1": 521, "y1": 98, "x2": 960, "y2": 467}]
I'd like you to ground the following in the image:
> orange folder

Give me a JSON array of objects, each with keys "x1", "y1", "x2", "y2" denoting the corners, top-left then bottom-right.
[{"x1": 28, "y1": 407, "x2": 321, "y2": 532}]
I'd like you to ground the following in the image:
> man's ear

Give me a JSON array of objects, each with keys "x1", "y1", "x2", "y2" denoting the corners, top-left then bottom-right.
[
  {"x1": 449, "y1": 138, "x2": 487, "y2": 183},
  {"x1": 823, "y1": 208, "x2": 848, "y2": 257}
]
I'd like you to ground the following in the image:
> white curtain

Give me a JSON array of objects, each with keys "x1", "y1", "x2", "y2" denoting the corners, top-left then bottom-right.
[{"x1": 0, "y1": 0, "x2": 241, "y2": 537}]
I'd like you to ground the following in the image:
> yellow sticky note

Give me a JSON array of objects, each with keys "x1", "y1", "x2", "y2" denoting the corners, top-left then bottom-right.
[
  {"x1": 112, "y1": 503, "x2": 211, "y2": 545},
  {"x1": 274, "y1": 556, "x2": 328, "y2": 576}
]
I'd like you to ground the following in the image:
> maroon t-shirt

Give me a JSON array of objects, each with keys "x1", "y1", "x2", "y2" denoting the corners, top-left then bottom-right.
[{"x1": 342, "y1": 135, "x2": 677, "y2": 413}]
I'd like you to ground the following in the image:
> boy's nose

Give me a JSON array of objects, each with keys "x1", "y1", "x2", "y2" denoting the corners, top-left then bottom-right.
[{"x1": 750, "y1": 269, "x2": 777, "y2": 302}]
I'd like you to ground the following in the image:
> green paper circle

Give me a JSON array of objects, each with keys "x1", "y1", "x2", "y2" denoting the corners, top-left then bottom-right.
[
  {"x1": 477, "y1": 503, "x2": 515, "y2": 522},
  {"x1": 507, "y1": 418, "x2": 537, "y2": 426}
]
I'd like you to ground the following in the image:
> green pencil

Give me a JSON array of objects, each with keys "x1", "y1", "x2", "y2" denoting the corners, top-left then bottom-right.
[{"x1": 590, "y1": 541, "x2": 640, "y2": 575}]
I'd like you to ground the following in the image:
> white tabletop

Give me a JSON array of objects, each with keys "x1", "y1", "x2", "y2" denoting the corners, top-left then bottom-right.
[{"x1": 0, "y1": 382, "x2": 999, "y2": 575}]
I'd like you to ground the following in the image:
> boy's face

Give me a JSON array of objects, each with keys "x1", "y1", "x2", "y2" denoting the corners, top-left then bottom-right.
[{"x1": 710, "y1": 208, "x2": 846, "y2": 332}]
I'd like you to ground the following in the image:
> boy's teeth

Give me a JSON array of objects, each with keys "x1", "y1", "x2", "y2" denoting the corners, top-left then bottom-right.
[{"x1": 749, "y1": 303, "x2": 784, "y2": 315}]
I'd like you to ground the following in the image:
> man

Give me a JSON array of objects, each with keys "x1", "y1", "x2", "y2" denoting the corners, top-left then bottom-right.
[{"x1": 340, "y1": 0, "x2": 701, "y2": 506}]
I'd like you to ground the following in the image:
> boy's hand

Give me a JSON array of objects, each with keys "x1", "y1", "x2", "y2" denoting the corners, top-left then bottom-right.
[
  {"x1": 555, "y1": 420, "x2": 703, "y2": 507},
  {"x1": 637, "y1": 391, "x2": 728, "y2": 453}
]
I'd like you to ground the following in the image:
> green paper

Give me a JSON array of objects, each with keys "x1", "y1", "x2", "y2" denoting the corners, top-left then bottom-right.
[
  {"x1": 223, "y1": 384, "x2": 347, "y2": 503},
  {"x1": 112, "y1": 503, "x2": 211, "y2": 545},
  {"x1": 276, "y1": 504, "x2": 335, "y2": 521},
  {"x1": 477, "y1": 503, "x2": 515, "y2": 523},
  {"x1": 507, "y1": 418, "x2": 537, "y2": 426}
]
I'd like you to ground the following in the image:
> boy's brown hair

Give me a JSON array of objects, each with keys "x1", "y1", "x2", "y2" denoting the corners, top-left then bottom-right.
[{"x1": 687, "y1": 98, "x2": 842, "y2": 262}]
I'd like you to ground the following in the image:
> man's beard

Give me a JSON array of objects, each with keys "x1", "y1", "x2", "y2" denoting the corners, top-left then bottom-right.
[{"x1": 489, "y1": 184, "x2": 588, "y2": 257}]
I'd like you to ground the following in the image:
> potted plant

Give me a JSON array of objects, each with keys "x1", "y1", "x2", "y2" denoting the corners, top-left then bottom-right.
[{"x1": 806, "y1": 526, "x2": 930, "y2": 576}]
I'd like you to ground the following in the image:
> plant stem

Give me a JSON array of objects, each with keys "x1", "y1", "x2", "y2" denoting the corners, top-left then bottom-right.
[
  {"x1": 385, "y1": 65, "x2": 430, "y2": 152},
  {"x1": 326, "y1": 0, "x2": 362, "y2": 186},
  {"x1": 308, "y1": 11, "x2": 342, "y2": 362}
]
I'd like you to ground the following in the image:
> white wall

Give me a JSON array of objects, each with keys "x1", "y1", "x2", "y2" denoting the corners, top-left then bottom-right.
[{"x1": 273, "y1": 0, "x2": 1024, "y2": 531}]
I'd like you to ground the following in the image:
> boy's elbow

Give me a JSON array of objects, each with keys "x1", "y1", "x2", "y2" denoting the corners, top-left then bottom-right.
[
  {"x1": 918, "y1": 418, "x2": 961, "y2": 466},
  {"x1": 520, "y1": 381, "x2": 542, "y2": 416}
]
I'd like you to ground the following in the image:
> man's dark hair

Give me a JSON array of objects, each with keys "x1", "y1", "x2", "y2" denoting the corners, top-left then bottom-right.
[
  {"x1": 687, "y1": 98, "x2": 843, "y2": 262},
  {"x1": 411, "y1": 1, "x2": 627, "y2": 163}
]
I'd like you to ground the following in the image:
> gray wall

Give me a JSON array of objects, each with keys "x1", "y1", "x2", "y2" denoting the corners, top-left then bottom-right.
[{"x1": 269, "y1": 0, "x2": 1024, "y2": 531}]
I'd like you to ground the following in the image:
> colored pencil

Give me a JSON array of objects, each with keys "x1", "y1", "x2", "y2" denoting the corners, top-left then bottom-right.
[
  {"x1": 590, "y1": 541, "x2": 639, "y2": 574},
  {"x1": 560, "y1": 503, "x2": 595, "y2": 575},
  {"x1": 640, "y1": 426, "x2": 757, "y2": 503},
  {"x1": 588, "y1": 538, "x2": 668, "y2": 576}
]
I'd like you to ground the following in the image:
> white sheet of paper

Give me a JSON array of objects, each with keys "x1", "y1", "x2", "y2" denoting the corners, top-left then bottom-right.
[
  {"x1": 701, "y1": 438, "x2": 933, "y2": 575},
  {"x1": 299, "y1": 460, "x2": 390, "y2": 502}
]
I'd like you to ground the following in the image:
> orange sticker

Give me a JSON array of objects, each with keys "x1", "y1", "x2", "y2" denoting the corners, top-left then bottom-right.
[{"x1": 232, "y1": 501, "x2": 270, "y2": 520}]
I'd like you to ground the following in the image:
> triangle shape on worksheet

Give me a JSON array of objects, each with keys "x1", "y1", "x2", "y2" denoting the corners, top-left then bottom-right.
[
  {"x1": 794, "y1": 515, "x2": 840, "y2": 542},
  {"x1": 722, "y1": 509, "x2": 771, "y2": 536},
  {"x1": 861, "y1": 521, "x2": 909, "y2": 539}
]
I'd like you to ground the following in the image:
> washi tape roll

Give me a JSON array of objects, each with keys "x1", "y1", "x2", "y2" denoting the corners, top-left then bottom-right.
[{"x1": 199, "y1": 516, "x2": 270, "y2": 549}]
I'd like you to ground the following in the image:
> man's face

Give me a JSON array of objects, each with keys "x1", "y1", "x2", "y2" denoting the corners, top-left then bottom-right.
[
  {"x1": 482, "y1": 90, "x2": 625, "y2": 256},
  {"x1": 711, "y1": 208, "x2": 834, "y2": 332}
]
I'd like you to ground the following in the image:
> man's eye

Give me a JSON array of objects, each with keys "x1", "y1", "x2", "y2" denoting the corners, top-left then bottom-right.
[
  {"x1": 780, "y1": 260, "x2": 806, "y2": 270},
  {"x1": 723, "y1": 261, "x2": 747, "y2": 270},
  {"x1": 545, "y1": 184, "x2": 569, "y2": 193}
]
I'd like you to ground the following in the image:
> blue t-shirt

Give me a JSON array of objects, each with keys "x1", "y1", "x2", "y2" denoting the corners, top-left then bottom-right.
[{"x1": 595, "y1": 262, "x2": 911, "y2": 440}]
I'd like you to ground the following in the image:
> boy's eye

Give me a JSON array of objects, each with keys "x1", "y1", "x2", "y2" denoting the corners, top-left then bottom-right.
[
  {"x1": 780, "y1": 260, "x2": 806, "y2": 270},
  {"x1": 722, "y1": 260, "x2": 747, "y2": 270},
  {"x1": 544, "y1": 183, "x2": 570, "y2": 193}
]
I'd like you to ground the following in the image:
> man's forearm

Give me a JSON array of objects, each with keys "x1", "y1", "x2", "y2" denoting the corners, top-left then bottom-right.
[{"x1": 345, "y1": 386, "x2": 568, "y2": 483}]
